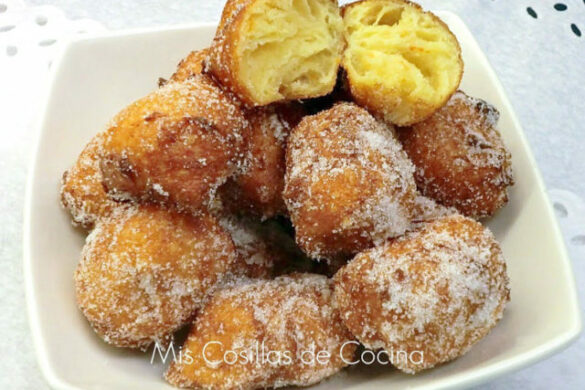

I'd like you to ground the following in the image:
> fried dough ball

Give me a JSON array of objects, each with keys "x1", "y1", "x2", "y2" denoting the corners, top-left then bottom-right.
[
  {"x1": 99, "y1": 75, "x2": 248, "y2": 213},
  {"x1": 60, "y1": 133, "x2": 120, "y2": 229},
  {"x1": 399, "y1": 91, "x2": 514, "y2": 219},
  {"x1": 284, "y1": 102, "x2": 417, "y2": 260},
  {"x1": 74, "y1": 205, "x2": 239, "y2": 350},
  {"x1": 170, "y1": 48, "x2": 211, "y2": 83},
  {"x1": 206, "y1": 0, "x2": 344, "y2": 106},
  {"x1": 334, "y1": 214, "x2": 510, "y2": 374},
  {"x1": 165, "y1": 274, "x2": 357, "y2": 390},
  {"x1": 220, "y1": 103, "x2": 305, "y2": 218},
  {"x1": 342, "y1": 0, "x2": 463, "y2": 126}
]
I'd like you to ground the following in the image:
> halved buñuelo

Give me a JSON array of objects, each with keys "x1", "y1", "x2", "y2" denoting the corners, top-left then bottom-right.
[{"x1": 342, "y1": 0, "x2": 463, "y2": 126}]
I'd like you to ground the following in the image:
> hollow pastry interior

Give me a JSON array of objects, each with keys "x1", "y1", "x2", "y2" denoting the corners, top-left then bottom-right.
[
  {"x1": 343, "y1": 0, "x2": 462, "y2": 125},
  {"x1": 237, "y1": 0, "x2": 344, "y2": 104}
]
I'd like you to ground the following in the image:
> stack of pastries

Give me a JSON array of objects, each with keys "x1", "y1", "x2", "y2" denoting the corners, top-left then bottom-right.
[{"x1": 61, "y1": 0, "x2": 514, "y2": 389}]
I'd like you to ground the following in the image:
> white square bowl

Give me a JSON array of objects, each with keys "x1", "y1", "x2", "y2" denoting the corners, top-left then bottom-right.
[{"x1": 24, "y1": 13, "x2": 582, "y2": 390}]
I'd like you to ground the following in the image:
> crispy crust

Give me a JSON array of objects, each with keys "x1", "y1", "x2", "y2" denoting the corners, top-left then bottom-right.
[
  {"x1": 99, "y1": 75, "x2": 248, "y2": 214},
  {"x1": 205, "y1": 0, "x2": 265, "y2": 106},
  {"x1": 205, "y1": 0, "x2": 343, "y2": 106},
  {"x1": 399, "y1": 91, "x2": 514, "y2": 219},
  {"x1": 341, "y1": 0, "x2": 463, "y2": 126},
  {"x1": 334, "y1": 214, "x2": 510, "y2": 373},
  {"x1": 75, "y1": 205, "x2": 239, "y2": 350},
  {"x1": 170, "y1": 48, "x2": 211, "y2": 83},
  {"x1": 165, "y1": 274, "x2": 356, "y2": 389},
  {"x1": 217, "y1": 0, "x2": 251, "y2": 33}
]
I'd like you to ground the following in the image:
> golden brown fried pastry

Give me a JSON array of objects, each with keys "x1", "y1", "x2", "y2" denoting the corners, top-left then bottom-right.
[
  {"x1": 334, "y1": 214, "x2": 510, "y2": 374},
  {"x1": 165, "y1": 274, "x2": 356, "y2": 390},
  {"x1": 60, "y1": 133, "x2": 120, "y2": 229},
  {"x1": 170, "y1": 48, "x2": 211, "y2": 83},
  {"x1": 99, "y1": 75, "x2": 248, "y2": 214},
  {"x1": 399, "y1": 91, "x2": 514, "y2": 219},
  {"x1": 342, "y1": 0, "x2": 463, "y2": 125},
  {"x1": 284, "y1": 102, "x2": 417, "y2": 260},
  {"x1": 205, "y1": 0, "x2": 344, "y2": 106},
  {"x1": 75, "y1": 205, "x2": 239, "y2": 350},
  {"x1": 220, "y1": 102, "x2": 305, "y2": 218}
]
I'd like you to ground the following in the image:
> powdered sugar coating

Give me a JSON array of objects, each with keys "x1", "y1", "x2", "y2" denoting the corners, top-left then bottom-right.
[
  {"x1": 170, "y1": 48, "x2": 211, "y2": 83},
  {"x1": 399, "y1": 90, "x2": 514, "y2": 219},
  {"x1": 100, "y1": 75, "x2": 248, "y2": 214},
  {"x1": 334, "y1": 214, "x2": 510, "y2": 373},
  {"x1": 165, "y1": 274, "x2": 356, "y2": 390},
  {"x1": 74, "y1": 205, "x2": 240, "y2": 350},
  {"x1": 60, "y1": 133, "x2": 122, "y2": 229},
  {"x1": 284, "y1": 102, "x2": 417, "y2": 260}
]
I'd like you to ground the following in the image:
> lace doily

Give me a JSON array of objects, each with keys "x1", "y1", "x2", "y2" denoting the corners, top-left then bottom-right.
[{"x1": 0, "y1": 0, "x2": 104, "y2": 66}]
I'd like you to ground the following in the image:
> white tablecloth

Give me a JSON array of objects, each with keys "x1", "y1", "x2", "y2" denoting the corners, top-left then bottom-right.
[{"x1": 1, "y1": 0, "x2": 583, "y2": 388}]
